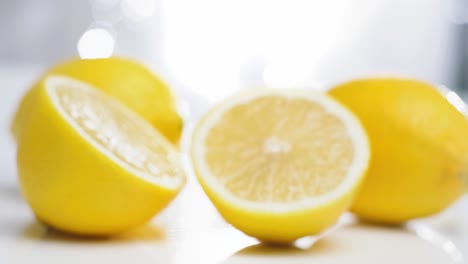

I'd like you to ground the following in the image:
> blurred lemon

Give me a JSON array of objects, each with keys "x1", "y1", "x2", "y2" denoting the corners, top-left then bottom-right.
[
  {"x1": 17, "y1": 75, "x2": 186, "y2": 235},
  {"x1": 191, "y1": 88, "x2": 370, "y2": 243},
  {"x1": 329, "y1": 78, "x2": 468, "y2": 224},
  {"x1": 12, "y1": 57, "x2": 183, "y2": 145}
]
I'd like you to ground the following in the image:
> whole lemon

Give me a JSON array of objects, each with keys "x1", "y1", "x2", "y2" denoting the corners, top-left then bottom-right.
[
  {"x1": 329, "y1": 78, "x2": 468, "y2": 224},
  {"x1": 12, "y1": 57, "x2": 183, "y2": 145}
]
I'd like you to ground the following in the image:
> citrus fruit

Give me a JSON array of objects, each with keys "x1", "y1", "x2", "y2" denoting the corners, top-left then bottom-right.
[
  {"x1": 329, "y1": 78, "x2": 468, "y2": 224},
  {"x1": 190, "y1": 88, "x2": 370, "y2": 243},
  {"x1": 16, "y1": 75, "x2": 186, "y2": 236},
  {"x1": 12, "y1": 57, "x2": 182, "y2": 145}
]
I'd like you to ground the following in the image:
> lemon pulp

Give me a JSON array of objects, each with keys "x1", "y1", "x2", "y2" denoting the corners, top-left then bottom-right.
[
  {"x1": 205, "y1": 96, "x2": 354, "y2": 203},
  {"x1": 51, "y1": 79, "x2": 182, "y2": 187}
]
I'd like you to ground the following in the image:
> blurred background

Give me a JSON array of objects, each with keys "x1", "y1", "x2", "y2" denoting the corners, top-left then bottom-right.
[
  {"x1": 1, "y1": 0, "x2": 468, "y2": 183},
  {"x1": 1, "y1": 1, "x2": 468, "y2": 261}
]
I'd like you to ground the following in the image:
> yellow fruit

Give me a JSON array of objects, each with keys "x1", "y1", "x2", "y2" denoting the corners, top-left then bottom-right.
[
  {"x1": 329, "y1": 78, "x2": 468, "y2": 224},
  {"x1": 17, "y1": 75, "x2": 186, "y2": 236},
  {"x1": 12, "y1": 57, "x2": 182, "y2": 145},
  {"x1": 191, "y1": 88, "x2": 370, "y2": 243}
]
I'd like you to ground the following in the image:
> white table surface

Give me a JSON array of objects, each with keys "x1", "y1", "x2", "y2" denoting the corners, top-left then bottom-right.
[{"x1": 0, "y1": 64, "x2": 467, "y2": 264}]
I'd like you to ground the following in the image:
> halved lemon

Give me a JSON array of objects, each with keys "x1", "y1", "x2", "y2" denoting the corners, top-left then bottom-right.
[
  {"x1": 17, "y1": 75, "x2": 186, "y2": 236},
  {"x1": 191, "y1": 88, "x2": 370, "y2": 243}
]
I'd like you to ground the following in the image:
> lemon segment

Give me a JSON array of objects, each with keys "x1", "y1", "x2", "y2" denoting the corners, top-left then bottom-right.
[
  {"x1": 329, "y1": 78, "x2": 468, "y2": 223},
  {"x1": 17, "y1": 76, "x2": 185, "y2": 235},
  {"x1": 191, "y1": 89, "x2": 370, "y2": 243}
]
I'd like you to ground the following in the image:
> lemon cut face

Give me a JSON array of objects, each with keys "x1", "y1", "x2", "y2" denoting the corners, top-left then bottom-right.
[
  {"x1": 200, "y1": 95, "x2": 363, "y2": 206},
  {"x1": 191, "y1": 88, "x2": 370, "y2": 242},
  {"x1": 49, "y1": 77, "x2": 183, "y2": 188}
]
